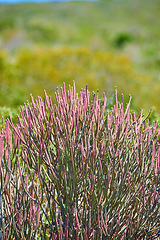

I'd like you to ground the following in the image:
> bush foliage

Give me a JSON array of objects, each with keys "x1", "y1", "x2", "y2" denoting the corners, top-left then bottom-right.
[
  {"x1": 0, "y1": 83, "x2": 159, "y2": 239},
  {"x1": 0, "y1": 47, "x2": 157, "y2": 116}
]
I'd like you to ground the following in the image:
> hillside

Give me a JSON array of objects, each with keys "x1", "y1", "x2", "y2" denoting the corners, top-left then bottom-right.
[{"x1": 0, "y1": 0, "x2": 160, "y2": 121}]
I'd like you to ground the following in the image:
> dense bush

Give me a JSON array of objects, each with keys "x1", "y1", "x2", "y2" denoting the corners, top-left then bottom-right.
[{"x1": 0, "y1": 83, "x2": 159, "y2": 239}]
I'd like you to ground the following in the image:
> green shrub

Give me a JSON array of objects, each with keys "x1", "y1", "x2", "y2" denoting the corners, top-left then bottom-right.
[
  {"x1": 113, "y1": 32, "x2": 133, "y2": 48},
  {"x1": 0, "y1": 47, "x2": 156, "y2": 117}
]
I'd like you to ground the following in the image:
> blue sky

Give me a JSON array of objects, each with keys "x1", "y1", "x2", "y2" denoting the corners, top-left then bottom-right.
[
  {"x1": 0, "y1": 0, "x2": 68, "y2": 3},
  {"x1": 0, "y1": 0, "x2": 97, "y2": 3}
]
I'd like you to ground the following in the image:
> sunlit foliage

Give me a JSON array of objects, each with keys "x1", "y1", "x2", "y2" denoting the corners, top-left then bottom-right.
[{"x1": 0, "y1": 47, "x2": 156, "y2": 115}]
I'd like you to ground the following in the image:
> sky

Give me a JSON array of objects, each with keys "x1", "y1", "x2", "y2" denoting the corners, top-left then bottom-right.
[
  {"x1": 0, "y1": 0, "x2": 97, "y2": 3},
  {"x1": 1, "y1": 0, "x2": 67, "y2": 3}
]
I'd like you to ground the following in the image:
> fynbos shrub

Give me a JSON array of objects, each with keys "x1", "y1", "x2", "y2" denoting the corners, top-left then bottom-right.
[{"x1": 0, "y1": 83, "x2": 160, "y2": 239}]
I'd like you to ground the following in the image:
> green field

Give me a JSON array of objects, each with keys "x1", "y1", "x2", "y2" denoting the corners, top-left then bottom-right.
[{"x1": 0, "y1": 0, "x2": 160, "y2": 123}]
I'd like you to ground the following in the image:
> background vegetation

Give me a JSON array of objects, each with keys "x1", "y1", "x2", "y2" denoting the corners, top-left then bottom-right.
[{"x1": 0, "y1": 0, "x2": 160, "y2": 123}]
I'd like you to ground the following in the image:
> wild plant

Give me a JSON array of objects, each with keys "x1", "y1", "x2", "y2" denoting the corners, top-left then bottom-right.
[{"x1": 0, "y1": 83, "x2": 159, "y2": 239}]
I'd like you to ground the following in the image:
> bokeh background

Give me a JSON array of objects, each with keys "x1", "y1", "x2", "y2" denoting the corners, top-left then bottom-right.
[{"x1": 0, "y1": 0, "x2": 160, "y2": 124}]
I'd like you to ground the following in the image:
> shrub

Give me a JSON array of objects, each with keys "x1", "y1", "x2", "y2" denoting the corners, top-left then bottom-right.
[
  {"x1": 0, "y1": 83, "x2": 159, "y2": 239},
  {"x1": 112, "y1": 32, "x2": 133, "y2": 48},
  {"x1": 0, "y1": 47, "x2": 156, "y2": 116}
]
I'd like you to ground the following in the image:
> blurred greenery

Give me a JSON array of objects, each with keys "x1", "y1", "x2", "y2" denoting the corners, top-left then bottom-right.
[
  {"x1": 0, "y1": 46, "x2": 155, "y2": 112},
  {"x1": 0, "y1": 0, "x2": 160, "y2": 125}
]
